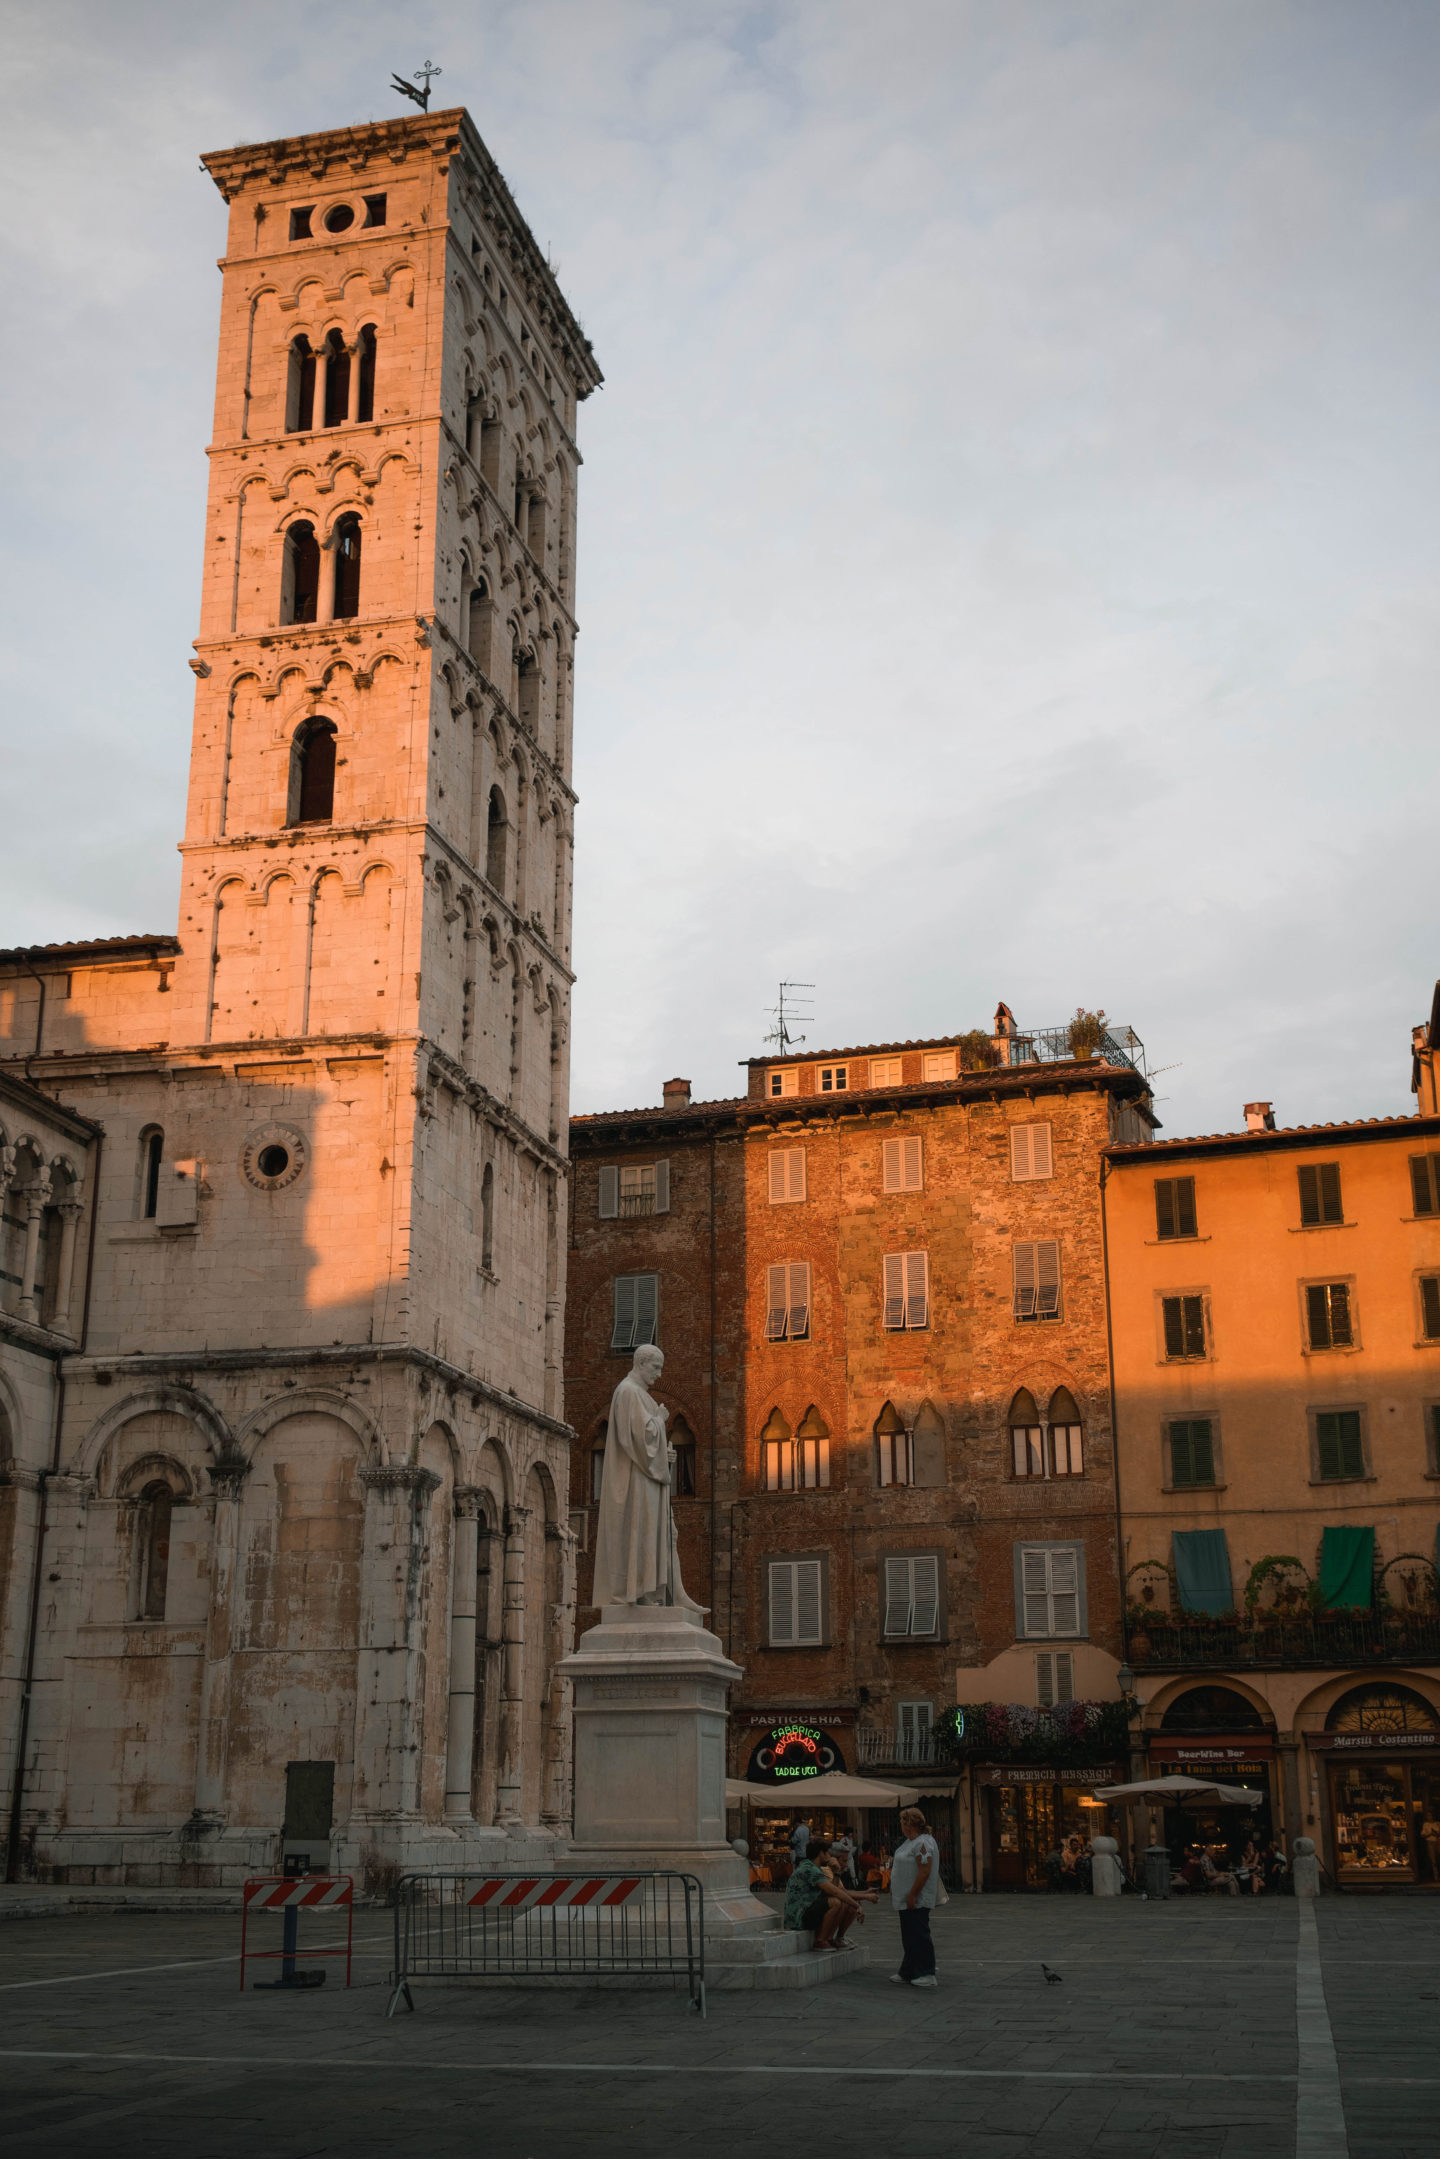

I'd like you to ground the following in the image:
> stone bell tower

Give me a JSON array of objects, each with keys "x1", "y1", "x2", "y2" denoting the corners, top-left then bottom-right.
[{"x1": 1, "y1": 109, "x2": 602, "y2": 1885}]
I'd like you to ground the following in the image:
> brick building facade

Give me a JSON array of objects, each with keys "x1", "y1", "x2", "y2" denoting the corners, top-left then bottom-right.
[{"x1": 567, "y1": 1022, "x2": 1158, "y2": 1884}]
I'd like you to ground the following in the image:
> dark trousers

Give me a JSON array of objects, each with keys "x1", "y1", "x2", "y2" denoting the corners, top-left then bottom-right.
[{"x1": 897, "y1": 1905, "x2": 935, "y2": 1981}]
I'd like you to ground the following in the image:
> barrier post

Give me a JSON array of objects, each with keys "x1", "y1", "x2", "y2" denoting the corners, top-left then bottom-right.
[{"x1": 241, "y1": 1874, "x2": 354, "y2": 1991}]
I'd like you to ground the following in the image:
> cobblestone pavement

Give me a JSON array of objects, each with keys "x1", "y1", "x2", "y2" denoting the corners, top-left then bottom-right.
[{"x1": 0, "y1": 1893, "x2": 1435, "y2": 2157}]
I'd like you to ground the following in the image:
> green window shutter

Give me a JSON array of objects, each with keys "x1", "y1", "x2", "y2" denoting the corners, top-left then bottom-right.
[
  {"x1": 1317, "y1": 1409, "x2": 1363, "y2": 1480},
  {"x1": 1170, "y1": 1421, "x2": 1193, "y2": 1484},
  {"x1": 1155, "y1": 1180, "x2": 1176, "y2": 1239},
  {"x1": 1170, "y1": 1420, "x2": 1215, "y2": 1487},
  {"x1": 1163, "y1": 1298, "x2": 1184, "y2": 1358},
  {"x1": 1172, "y1": 1527, "x2": 1233, "y2": 1615},
  {"x1": 1422, "y1": 1277, "x2": 1440, "y2": 1340},
  {"x1": 1307, "y1": 1283, "x2": 1332, "y2": 1349},
  {"x1": 1411, "y1": 1156, "x2": 1436, "y2": 1216},
  {"x1": 1298, "y1": 1164, "x2": 1321, "y2": 1225},
  {"x1": 1175, "y1": 1177, "x2": 1197, "y2": 1237},
  {"x1": 1319, "y1": 1163, "x2": 1343, "y2": 1222}
]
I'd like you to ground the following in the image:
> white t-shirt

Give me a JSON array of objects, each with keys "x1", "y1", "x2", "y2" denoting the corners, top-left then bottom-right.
[{"x1": 890, "y1": 1833, "x2": 940, "y2": 1910}]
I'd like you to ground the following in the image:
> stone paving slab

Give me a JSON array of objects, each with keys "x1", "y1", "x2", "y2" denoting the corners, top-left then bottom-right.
[{"x1": 0, "y1": 1893, "x2": 1434, "y2": 2154}]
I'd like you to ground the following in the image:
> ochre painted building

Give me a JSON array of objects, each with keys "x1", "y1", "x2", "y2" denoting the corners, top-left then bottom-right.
[
  {"x1": 567, "y1": 1020, "x2": 1158, "y2": 1886},
  {"x1": 1104, "y1": 991, "x2": 1440, "y2": 1888},
  {"x1": 0, "y1": 106, "x2": 601, "y2": 1886}
]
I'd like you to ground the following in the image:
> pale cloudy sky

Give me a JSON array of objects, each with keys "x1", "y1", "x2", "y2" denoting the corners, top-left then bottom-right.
[{"x1": 1, "y1": 1, "x2": 1437, "y2": 1137}]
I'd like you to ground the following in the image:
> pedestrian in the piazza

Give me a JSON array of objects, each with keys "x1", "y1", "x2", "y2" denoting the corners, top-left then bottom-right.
[
  {"x1": 830, "y1": 1829, "x2": 856, "y2": 1885},
  {"x1": 889, "y1": 1807, "x2": 941, "y2": 1989}
]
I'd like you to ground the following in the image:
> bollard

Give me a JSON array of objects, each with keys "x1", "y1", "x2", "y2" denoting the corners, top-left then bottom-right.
[
  {"x1": 1090, "y1": 1836, "x2": 1123, "y2": 1896},
  {"x1": 1143, "y1": 1846, "x2": 1171, "y2": 1900},
  {"x1": 1292, "y1": 1836, "x2": 1320, "y2": 1899}
]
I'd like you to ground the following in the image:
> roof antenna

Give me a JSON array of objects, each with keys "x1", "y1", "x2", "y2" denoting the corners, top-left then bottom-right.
[
  {"x1": 392, "y1": 61, "x2": 442, "y2": 111},
  {"x1": 763, "y1": 982, "x2": 814, "y2": 1057}
]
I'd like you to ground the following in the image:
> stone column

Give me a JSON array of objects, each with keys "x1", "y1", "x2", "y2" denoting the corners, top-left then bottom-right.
[
  {"x1": 317, "y1": 536, "x2": 336, "y2": 625},
  {"x1": 0, "y1": 1464, "x2": 44, "y2": 1840},
  {"x1": 314, "y1": 348, "x2": 330, "y2": 433},
  {"x1": 48, "y1": 1200, "x2": 84, "y2": 1338},
  {"x1": 443, "y1": 1487, "x2": 482, "y2": 1823},
  {"x1": 346, "y1": 345, "x2": 361, "y2": 423},
  {"x1": 541, "y1": 1518, "x2": 578, "y2": 1828},
  {"x1": 494, "y1": 1502, "x2": 528, "y2": 1828},
  {"x1": 16, "y1": 1473, "x2": 92, "y2": 1847},
  {"x1": 192, "y1": 1455, "x2": 249, "y2": 1824},
  {"x1": 351, "y1": 1463, "x2": 441, "y2": 1827},
  {"x1": 16, "y1": 1175, "x2": 51, "y2": 1325}
]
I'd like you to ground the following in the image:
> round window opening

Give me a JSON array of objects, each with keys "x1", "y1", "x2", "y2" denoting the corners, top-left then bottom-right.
[
  {"x1": 256, "y1": 1144, "x2": 290, "y2": 1179},
  {"x1": 324, "y1": 203, "x2": 355, "y2": 233},
  {"x1": 241, "y1": 1124, "x2": 307, "y2": 1192}
]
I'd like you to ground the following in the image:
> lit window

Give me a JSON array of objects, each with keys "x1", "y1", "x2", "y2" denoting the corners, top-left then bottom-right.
[
  {"x1": 875, "y1": 1402, "x2": 912, "y2": 1485},
  {"x1": 1306, "y1": 1281, "x2": 1353, "y2": 1351}
]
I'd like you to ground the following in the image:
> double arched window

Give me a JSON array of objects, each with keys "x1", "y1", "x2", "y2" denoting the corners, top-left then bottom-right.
[
  {"x1": 1009, "y1": 1386, "x2": 1085, "y2": 1480},
  {"x1": 280, "y1": 517, "x2": 361, "y2": 626},
  {"x1": 281, "y1": 521, "x2": 321, "y2": 624},
  {"x1": 486, "y1": 788, "x2": 508, "y2": 891},
  {"x1": 287, "y1": 328, "x2": 378, "y2": 433}
]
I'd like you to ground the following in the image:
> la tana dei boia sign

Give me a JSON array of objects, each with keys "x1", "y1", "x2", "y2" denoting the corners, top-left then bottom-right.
[{"x1": 747, "y1": 1722, "x2": 842, "y2": 1784}]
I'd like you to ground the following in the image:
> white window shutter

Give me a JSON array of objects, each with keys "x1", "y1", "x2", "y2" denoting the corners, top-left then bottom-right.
[
  {"x1": 788, "y1": 1262, "x2": 810, "y2": 1339},
  {"x1": 653, "y1": 1159, "x2": 670, "y2": 1214},
  {"x1": 611, "y1": 1275, "x2": 636, "y2": 1348},
  {"x1": 598, "y1": 1165, "x2": 619, "y2": 1218},
  {"x1": 1010, "y1": 1126, "x2": 1032, "y2": 1182},
  {"x1": 1014, "y1": 1242, "x2": 1037, "y2": 1319},
  {"x1": 1021, "y1": 1546, "x2": 1051, "y2": 1635},
  {"x1": 769, "y1": 1562, "x2": 796, "y2": 1644},
  {"x1": 1032, "y1": 1124, "x2": 1053, "y2": 1178},
  {"x1": 1036, "y1": 1241, "x2": 1061, "y2": 1317},
  {"x1": 882, "y1": 1138, "x2": 902, "y2": 1191},
  {"x1": 635, "y1": 1274, "x2": 658, "y2": 1346},
  {"x1": 768, "y1": 1152, "x2": 786, "y2": 1204},
  {"x1": 902, "y1": 1136, "x2": 922, "y2": 1189},
  {"x1": 1050, "y1": 1545, "x2": 1080, "y2": 1633},
  {"x1": 766, "y1": 1264, "x2": 788, "y2": 1341},
  {"x1": 905, "y1": 1251, "x2": 928, "y2": 1329},
  {"x1": 789, "y1": 1149, "x2": 806, "y2": 1201},
  {"x1": 910, "y1": 1555, "x2": 940, "y2": 1635},
  {"x1": 795, "y1": 1559, "x2": 822, "y2": 1644},
  {"x1": 1036, "y1": 1652, "x2": 1055, "y2": 1708},
  {"x1": 883, "y1": 1253, "x2": 906, "y2": 1330},
  {"x1": 1056, "y1": 1651, "x2": 1075, "y2": 1703},
  {"x1": 883, "y1": 1556, "x2": 913, "y2": 1636}
]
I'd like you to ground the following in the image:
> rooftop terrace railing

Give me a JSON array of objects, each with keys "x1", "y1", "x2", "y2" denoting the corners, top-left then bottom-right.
[{"x1": 1008, "y1": 1025, "x2": 1147, "y2": 1076}]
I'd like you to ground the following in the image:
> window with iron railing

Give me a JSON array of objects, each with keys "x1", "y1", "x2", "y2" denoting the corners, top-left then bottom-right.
[{"x1": 598, "y1": 1161, "x2": 671, "y2": 1218}]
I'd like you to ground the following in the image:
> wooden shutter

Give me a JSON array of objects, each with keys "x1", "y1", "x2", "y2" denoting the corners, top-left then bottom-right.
[
  {"x1": 884, "y1": 1557, "x2": 913, "y2": 1636},
  {"x1": 1317, "y1": 1410, "x2": 1362, "y2": 1480},
  {"x1": 1021, "y1": 1548, "x2": 1051, "y2": 1634},
  {"x1": 788, "y1": 1262, "x2": 810, "y2": 1339},
  {"x1": 902, "y1": 1135, "x2": 922, "y2": 1189},
  {"x1": 598, "y1": 1165, "x2": 619, "y2": 1219},
  {"x1": 769, "y1": 1561, "x2": 797, "y2": 1643},
  {"x1": 1306, "y1": 1282, "x2": 1331, "y2": 1349},
  {"x1": 1036, "y1": 1651, "x2": 1056, "y2": 1707},
  {"x1": 1036, "y1": 1241, "x2": 1061, "y2": 1318},
  {"x1": 1190, "y1": 1420, "x2": 1215, "y2": 1483},
  {"x1": 1319, "y1": 1162, "x2": 1343, "y2": 1222},
  {"x1": 1298, "y1": 1164, "x2": 1320, "y2": 1224},
  {"x1": 794, "y1": 1559, "x2": 822, "y2": 1644},
  {"x1": 910, "y1": 1555, "x2": 940, "y2": 1635},
  {"x1": 883, "y1": 1253, "x2": 907, "y2": 1330},
  {"x1": 1055, "y1": 1651, "x2": 1074, "y2": 1703},
  {"x1": 610, "y1": 1275, "x2": 636, "y2": 1348},
  {"x1": 1162, "y1": 1297, "x2": 1185, "y2": 1358},
  {"x1": 1011, "y1": 1125, "x2": 1032, "y2": 1181},
  {"x1": 653, "y1": 1159, "x2": 670, "y2": 1214},
  {"x1": 770, "y1": 1150, "x2": 806, "y2": 1203},
  {"x1": 1182, "y1": 1296, "x2": 1205, "y2": 1357},
  {"x1": 1013, "y1": 1242, "x2": 1037, "y2": 1318},
  {"x1": 1155, "y1": 1179, "x2": 1176, "y2": 1238},
  {"x1": 1031, "y1": 1124, "x2": 1053, "y2": 1178},
  {"x1": 1327, "y1": 1282, "x2": 1352, "y2": 1346},
  {"x1": 1175, "y1": 1177, "x2": 1197, "y2": 1236},
  {"x1": 1422, "y1": 1277, "x2": 1440, "y2": 1340},
  {"x1": 766, "y1": 1264, "x2": 788, "y2": 1341},
  {"x1": 1411, "y1": 1155, "x2": 1439, "y2": 1216},
  {"x1": 635, "y1": 1274, "x2": 658, "y2": 1345},
  {"x1": 1049, "y1": 1546, "x2": 1080, "y2": 1633},
  {"x1": 905, "y1": 1251, "x2": 929, "y2": 1329}
]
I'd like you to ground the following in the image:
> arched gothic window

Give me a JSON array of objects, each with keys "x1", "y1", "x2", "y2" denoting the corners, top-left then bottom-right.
[
  {"x1": 1009, "y1": 1388, "x2": 1043, "y2": 1479},
  {"x1": 479, "y1": 411, "x2": 502, "y2": 488},
  {"x1": 480, "y1": 1161, "x2": 494, "y2": 1273},
  {"x1": 1047, "y1": 1386, "x2": 1084, "y2": 1478},
  {"x1": 322, "y1": 330, "x2": 350, "y2": 427},
  {"x1": 332, "y1": 514, "x2": 362, "y2": 620},
  {"x1": 760, "y1": 1407, "x2": 792, "y2": 1491},
  {"x1": 794, "y1": 1405, "x2": 830, "y2": 1490},
  {"x1": 355, "y1": 325, "x2": 377, "y2": 422},
  {"x1": 287, "y1": 336, "x2": 316, "y2": 431},
  {"x1": 137, "y1": 1481, "x2": 174, "y2": 1620},
  {"x1": 282, "y1": 520, "x2": 320, "y2": 625},
  {"x1": 517, "y1": 649, "x2": 540, "y2": 733},
  {"x1": 467, "y1": 581, "x2": 492, "y2": 665},
  {"x1": 875, "y1": 1400, "x2": 912, "y2": 1487},
  {"x1": 486, "y1": 788, "x2": 508, "y2": 891},
  {"x1": 293, "y1": 720, "x2": 337, "y2": 824},
  {"x1": 137, "y1": 1127, "x2": 164, "y2": 1219}
]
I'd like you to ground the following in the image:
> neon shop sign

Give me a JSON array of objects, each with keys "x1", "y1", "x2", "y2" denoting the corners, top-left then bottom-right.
[{"x1": 748, "y1": 1723, "x2": 840, "y2": 1783}]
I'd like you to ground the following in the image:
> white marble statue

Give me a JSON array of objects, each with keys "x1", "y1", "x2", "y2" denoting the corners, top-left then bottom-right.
[{"x1": 591, "y1": 1345, "x2": 703, "y2": 1610}]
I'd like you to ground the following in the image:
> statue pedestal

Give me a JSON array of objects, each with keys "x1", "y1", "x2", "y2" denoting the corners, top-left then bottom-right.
[{"x1": 559, "y1": 1605, "x2": 775, "y2": 1939}]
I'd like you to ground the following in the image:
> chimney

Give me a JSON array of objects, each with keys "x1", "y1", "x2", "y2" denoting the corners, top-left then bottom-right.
[
  {"x1": 662, "y1": 1077, "x2": 692, "y2": 1109},
  {"x1": 1244, "y1": 1101, "x2": 1276, "y2": 1134}
]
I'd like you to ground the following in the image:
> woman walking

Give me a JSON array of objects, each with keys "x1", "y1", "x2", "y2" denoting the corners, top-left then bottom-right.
[{"x1": 889, "y1": 1807, "x2": 941, "y2": 1989}]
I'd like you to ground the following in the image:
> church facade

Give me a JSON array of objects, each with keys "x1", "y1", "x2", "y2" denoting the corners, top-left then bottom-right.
[{"x1": 0, "y1": 106, "x2": 600, "y2": 1886}]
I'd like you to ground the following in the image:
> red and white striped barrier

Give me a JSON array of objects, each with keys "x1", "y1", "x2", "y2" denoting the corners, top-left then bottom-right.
[
  {"x1": 464, "y1": 1875, "x2": 645, "y2": 1911},
  {"x1": 244, "y1": 1877, "x2": 354, "y2": 1911}
]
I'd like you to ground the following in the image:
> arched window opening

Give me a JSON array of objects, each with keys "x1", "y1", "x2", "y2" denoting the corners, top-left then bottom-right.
[
  {"x1": 526, "y1": 495, "x2": 546, "y2": 557},
  {"x1": 281, "y1": 520, "x2": 320, "y2": 625},
  {"x1": 517, "y1": 650, "x2": 540, "y2": 734},
  {"x1": 1326, "y1": 1684, "x2": 1439, "y2": 1735},
  {"x1": 1160, "y1": 1686, "x2": 1267, "y2": 1734},
  {"x1": 287, "y1": 336, "x2": 316, "y2": 432},
  {"x1": 480, "y1": 1161, "x2": 494, "y2": 1273},
  {"x1": 486, "y1": 788, "x2": 508, "y2": 890},
  {"x1": 293, "y1": 720, "x2": 337, "y2": 824},
  {"x1": 875, "y1": 1400, "x2": 912, "y2": 1488},
  {"x1": 138, "y1": 1128, "x2": 164, "y2": 1220},
  {"x1": 794, "y1": 1406, "x2": 830, "y2": 1490},
  {"x1": 761, "y1": 1407, "x2": 793, "y2": 1492},
  {"x1": 355, "y1": 324, "x2": 377, "y2": 422},
  {"x1": 670, "y1": 1414, "x2": 697, "y2": 1497},
  {"x1": 332, "y1": 514, "x2": 362, "y2": 620},
  {"x1": 467, "y1": 581, "x2": 492, "y2": 665},
  {"x1": 137, "y1": 1480, "x2": 174, "y2": 1621},
  {"x1": 1009, "y1": 1387, "x2": 1043, "y2": 1480},
  {"x1": 1047, "y1": 1386, "x2": 1084, "y2": 1478},
  {"x1": 479, "y1": 412, "x2": 502, "y2": 488},
  {"x1": 322, "y1": 330, "x2": 350, "y2": 427}
]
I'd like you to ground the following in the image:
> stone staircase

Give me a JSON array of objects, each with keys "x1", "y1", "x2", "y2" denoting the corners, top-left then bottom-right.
[{"x1": 706, "y1": 1923, "x2": 865, "y2": 1990}]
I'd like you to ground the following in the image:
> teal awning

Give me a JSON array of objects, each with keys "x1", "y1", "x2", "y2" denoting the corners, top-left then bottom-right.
[
  {"x1": 1172, "y1": 1528, "x2": 1234, "y2": 1616},
  {"x1": 1319, "y1": 1525, "x2": 1373, "y2": 1610}
]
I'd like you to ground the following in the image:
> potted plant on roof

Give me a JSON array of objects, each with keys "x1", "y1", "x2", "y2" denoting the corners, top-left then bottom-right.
[{"x1": 1068, "y1": 1007, "x2": 1107, "y2": 1060}]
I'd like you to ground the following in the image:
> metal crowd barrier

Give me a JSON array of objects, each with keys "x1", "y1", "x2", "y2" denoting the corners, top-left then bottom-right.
[{"x1": 388, "y1": 1870, "x2": 705, "y2": 2017}]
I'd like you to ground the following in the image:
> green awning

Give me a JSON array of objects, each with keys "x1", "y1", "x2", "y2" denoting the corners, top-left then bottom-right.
[
  {"x1": 1172, "y1": 1528, "x2": 1234, "y2": 1616},
  {"x1": 1319, "y1": 1525, "x2": 1374, "y2": 1610}
]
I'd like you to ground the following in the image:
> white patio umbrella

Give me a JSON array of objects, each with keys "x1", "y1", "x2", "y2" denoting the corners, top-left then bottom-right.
[
  {"x1": 1093, "y1": 1775, "x2": 1265, "y2": 1809},
  {"x1": 723, "y1": 1772, "x2": 920, "y2": 1808}
]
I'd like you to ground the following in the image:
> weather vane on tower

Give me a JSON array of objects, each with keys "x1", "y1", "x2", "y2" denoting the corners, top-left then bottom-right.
[{"x1": 391, "y1": 61, "x2": 442, "y2": 112}]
